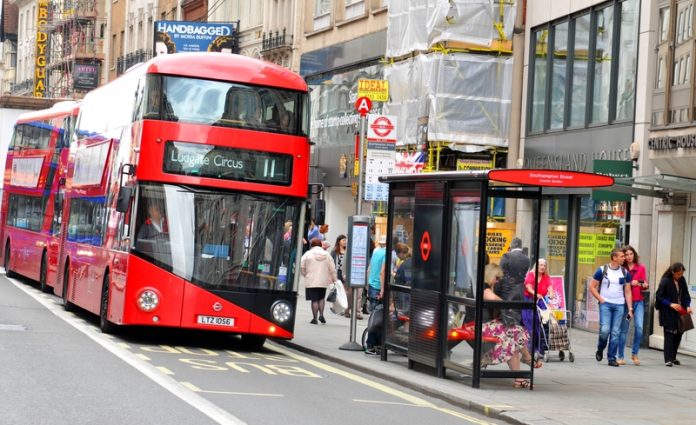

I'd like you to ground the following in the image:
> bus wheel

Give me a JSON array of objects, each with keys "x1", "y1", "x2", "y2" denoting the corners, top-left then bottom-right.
[
  {"x1": 100, "y1": 273, "x2": 117, "y2": 334},
  {"x1": 39, "y1": 252, "x2": 50, "y2": 293},
  {"x1": 4, "y1": 242, "x2": 16, "y2": 278},
  {"x1": 241, "y1": 334, "x2": 266, "y2": 349},
  {"x1": 62, "y1": 263, "x2": 77, "y2": 312}
]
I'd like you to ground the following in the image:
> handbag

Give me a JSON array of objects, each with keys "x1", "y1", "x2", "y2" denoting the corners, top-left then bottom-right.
[
  {"x1": 679, "y1": 312, "x2": 694, "y2": 333},
  {"x1": 325, "y1": 284, "x2": 337, "y2": 303}
]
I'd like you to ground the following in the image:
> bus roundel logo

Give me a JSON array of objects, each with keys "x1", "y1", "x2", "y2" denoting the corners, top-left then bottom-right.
[
  {"x1": 213, "y1": 302, "x2": 223, "y2": 312},
  {"x1": 420, "y1": 231, "x2": 432, "y2": 262},
  {"x1": 370, "y1": 116, "x2": 394, "y2": 138}
]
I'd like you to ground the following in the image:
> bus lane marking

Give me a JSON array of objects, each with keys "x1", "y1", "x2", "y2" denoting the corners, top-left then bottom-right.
[
  {"x1": 268, "y1": 343, "x2": 496, "y2": 425},
  {"x1": 136, "y1": 345, "x2": 322, "y2": 378},
  {"x1": 181, "y1": 382, "x2": 284, "y2": 398},
  {"x1": 8, "y1": 276, "x2": 248, "y2": 425}
]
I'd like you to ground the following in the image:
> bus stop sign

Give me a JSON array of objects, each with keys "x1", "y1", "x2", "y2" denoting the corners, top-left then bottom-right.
[{"x1": 355, "y1": 97, "x2": 372, "y2": 116}]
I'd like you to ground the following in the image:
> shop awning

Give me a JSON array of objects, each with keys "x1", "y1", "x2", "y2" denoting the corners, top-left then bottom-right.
[{"x1": 607, "y1": 174, "x2": 696, "y2": 199}]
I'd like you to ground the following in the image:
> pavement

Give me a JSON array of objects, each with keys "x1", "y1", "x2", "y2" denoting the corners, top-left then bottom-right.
[{"x1": 277, "y1": 291, "x2": 696, "y2": 425}]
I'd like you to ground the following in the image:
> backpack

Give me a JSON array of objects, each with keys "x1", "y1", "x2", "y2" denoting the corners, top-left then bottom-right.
[{"x1": 598, "y1": 264, "x2": 628, "y2": 294}]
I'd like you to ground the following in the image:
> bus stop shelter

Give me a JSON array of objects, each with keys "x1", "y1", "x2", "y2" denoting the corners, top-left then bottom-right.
[{"x1": 376, "y1": 169, "x2": 614, "y2": 388}]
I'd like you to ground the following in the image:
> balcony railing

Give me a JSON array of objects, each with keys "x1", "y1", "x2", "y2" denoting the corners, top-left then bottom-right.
[
  {"x1": 262, "y1": 29, "x2": 292, "y2": 51},
  {"x1": 116, "y1": 49, "x2": 152, "y2": 75},
  {"x1": 10, "y1": 78, "x2": 33, "y2": 95}
]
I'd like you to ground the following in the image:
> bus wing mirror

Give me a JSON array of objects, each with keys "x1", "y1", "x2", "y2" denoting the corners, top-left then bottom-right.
[
  {"x1": 116, "y1": 186, "x2": 133, "y2": 213},
  {"x1": 312, "y1": 198, "x2": 325, "y2": 226}
]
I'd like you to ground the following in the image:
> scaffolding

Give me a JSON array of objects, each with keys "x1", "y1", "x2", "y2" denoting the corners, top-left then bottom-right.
[
  {"x1": 385, "y1": 0, "x2": 517, "y2": 171},
  {"x1": 45, "y1": 0, "x2": 105, "y2": 98}
]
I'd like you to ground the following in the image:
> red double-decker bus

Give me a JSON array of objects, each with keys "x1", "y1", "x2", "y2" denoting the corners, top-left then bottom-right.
[
  {"x1": 2, "y1": 101, "x2": 80, "y2": 293},
  {"x1": 46, "y1": 53, "x2": 308, "y2": 346}
]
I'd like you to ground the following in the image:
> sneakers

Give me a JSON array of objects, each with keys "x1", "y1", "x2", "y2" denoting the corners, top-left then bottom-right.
[
  {"x1": 665, "y1": 361, "x2": 673, "y2": 367},
  {"x1": 608, "y1": 360, "x2": 620, "y2": 367},
  {"x1": 318, "y1": 315, "x2": 326, "y2": 324},
  {"x1": 595, "y1": 350, "x2": 603, "y2": 362},
  {"x1": 673, "y1": 359, "x2": 681, "y2": 365},
  {"x1": 617, "y1": 358, "x2": 626, "y2": 365},
  {"x1": 365, "y1": 347, "x2": 380, "y2": 356},
  {"x1": 631, "y1": 355, "x2": 640, "y2": 365}
]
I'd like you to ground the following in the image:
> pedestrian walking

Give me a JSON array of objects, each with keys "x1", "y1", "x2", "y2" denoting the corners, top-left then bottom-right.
[
  {"x1": 300, "y1": 238, "x2": 337, "y2": 324},
  {"x1": 589, "y1": 248, "x2": 633, "y2": 367},
  {"x1": 655, "y1": 262, "x2": 693, "y2": 366},
  {"x1": 617, "y1": 245, "x2": 649, "y2": 365}
]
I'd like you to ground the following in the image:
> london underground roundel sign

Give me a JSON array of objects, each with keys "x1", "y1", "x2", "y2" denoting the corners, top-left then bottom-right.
[{"x1": 488, "y1": 169, "x2": 614, "y2": 188}]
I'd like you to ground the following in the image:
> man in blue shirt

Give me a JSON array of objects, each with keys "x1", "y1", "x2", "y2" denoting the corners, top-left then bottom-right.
[
  {"x1": 365, "y1": 235, "x2": 387, "y2": 354},
  {"x1": 589, "y1": 248, "x2": 633, "y2": 367}
]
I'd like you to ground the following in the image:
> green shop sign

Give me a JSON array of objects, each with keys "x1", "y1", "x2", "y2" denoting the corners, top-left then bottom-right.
[{"x1": 592, "y1": 159, "x2": 632, "y2": 201}]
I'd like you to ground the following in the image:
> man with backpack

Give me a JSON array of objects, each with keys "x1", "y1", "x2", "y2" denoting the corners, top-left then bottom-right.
[{"x1": 589, "y1": 248, "x2": 634, "y2": 367}]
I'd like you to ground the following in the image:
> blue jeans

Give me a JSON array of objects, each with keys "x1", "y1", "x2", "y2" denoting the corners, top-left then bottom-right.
[
  {"x1": 618, "y1": 301, "x2": 644, "y2": 358},
  {"x1": 598, "y1": 302, "x2": 625, "y2": 362}
]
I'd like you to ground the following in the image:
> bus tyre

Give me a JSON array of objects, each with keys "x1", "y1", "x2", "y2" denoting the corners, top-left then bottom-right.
[
  {"x1": 241, "y1": 334, "x2": 266, "y2": 349},
  {"x1": 39, "y1": 252, "x2": 50, "y2": 293},
  {"x1": 62, "y1": 263, "x2": 77, "y2": 312},
  {"x1": 100, "y1": 273, "x2": 117, "y2": 334},
  {"x1": 4, "y1": 243, "x2": 16, "y2": 278}
]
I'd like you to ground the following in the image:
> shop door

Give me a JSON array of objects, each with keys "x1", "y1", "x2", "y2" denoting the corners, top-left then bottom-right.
[{"x1": 682, "y1": 214, "x2": 696, "y2": 351}]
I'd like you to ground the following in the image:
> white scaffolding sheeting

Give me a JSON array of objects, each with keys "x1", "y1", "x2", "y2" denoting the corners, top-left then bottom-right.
[
  {"x1": 384, "y1": 53, "x2": 512, "y2": 149},
  {"x1": 387, "y1": 0, "x2": 517, "y2": 58}
]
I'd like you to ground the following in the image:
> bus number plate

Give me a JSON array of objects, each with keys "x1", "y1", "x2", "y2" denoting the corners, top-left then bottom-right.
[{"x1": 197, "y1": 315, "x2": 235, "y2": 327}]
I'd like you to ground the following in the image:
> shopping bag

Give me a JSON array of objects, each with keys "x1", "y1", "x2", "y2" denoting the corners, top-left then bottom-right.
[
  {"x1": 334, "y1": 280, "x2": 348, "y2": 310},
  {"x1": 367, "y1": 303, "x2": 384, "y2": 333}
]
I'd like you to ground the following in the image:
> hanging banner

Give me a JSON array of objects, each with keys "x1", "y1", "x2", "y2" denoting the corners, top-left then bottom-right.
[{"x1": 394, "y1": 151, "x2": 425, "y2": 174}]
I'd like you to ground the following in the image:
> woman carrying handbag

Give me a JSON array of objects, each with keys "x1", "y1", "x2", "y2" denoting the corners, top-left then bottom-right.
[{"x1": 655, "y1": 262, "x2": 693, "y2": 367}]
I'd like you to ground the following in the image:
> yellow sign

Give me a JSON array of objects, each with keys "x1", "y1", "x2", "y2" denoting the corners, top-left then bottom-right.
[
  {"x1": 456, "y1": 159, "x2": 493, "y2": 171},
  {"x1": 578, "y1": 233, "x2": 596, "y2": 264},
  {"x1": 34, "y1": 0, "x2": 48, "y2": 97},
  {"x1": 486, "y1": 228, "x2": 514, "y2": 262},
  {"x1": 595, "y1": 233, "x2": 615, "y2": 258},
  {"x1": 547, "y1": 231, "x2": 566, "y2": 260},
  {"x1": 358, "y1": 79, "x2": 389, "y2": 102}
]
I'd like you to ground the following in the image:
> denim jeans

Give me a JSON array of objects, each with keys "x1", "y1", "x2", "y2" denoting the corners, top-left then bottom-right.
[
  {"x1": 598, "y1": 302, "x2": 625, "y2": 362},
  {"x1": 618, "y1": 301, "x2": 644, "y2": 358}
]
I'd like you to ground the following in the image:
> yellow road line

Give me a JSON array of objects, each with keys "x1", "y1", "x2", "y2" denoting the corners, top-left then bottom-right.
[
  {"x1": 156, "y1": 366, "x2": 174, "y2": 375},
  {"x1": 268, "y1": 343, "x2": 496, "y2": 424}
]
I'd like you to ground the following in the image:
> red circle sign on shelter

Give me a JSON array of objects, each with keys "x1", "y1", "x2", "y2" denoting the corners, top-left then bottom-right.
[
  {"x1": 355, "y1": 96, "x2": 372, "y2": 116},
  {"x1": 370, "y1": 116, "x2": 395, "y2": 138}
]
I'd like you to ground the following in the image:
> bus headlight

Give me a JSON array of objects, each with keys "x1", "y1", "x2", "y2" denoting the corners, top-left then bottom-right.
[
  {"x1": 271, "y1": 301, "x2": 292, "y2": 323},
  {"x1": 137, "y1": 289, "x2": 160, "y2": 312}
]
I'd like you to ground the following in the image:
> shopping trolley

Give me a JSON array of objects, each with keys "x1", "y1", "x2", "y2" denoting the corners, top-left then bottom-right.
[{"x1": 538, "y1": 298, "x2": 574, "y2": 363}]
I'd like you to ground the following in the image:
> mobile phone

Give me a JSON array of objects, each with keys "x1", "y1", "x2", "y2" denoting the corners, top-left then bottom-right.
[{"x1": 626, "y1": 314, "x2": 632, "y2": 321}]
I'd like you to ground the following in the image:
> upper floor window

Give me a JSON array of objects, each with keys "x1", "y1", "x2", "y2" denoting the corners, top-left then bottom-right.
[
  {"x1": 345, "y1": 0, "x2": 365, "y2": 20},
  {"x1": 659, "y1": 6, "x2": 671, "y2": 43},
  {"x1": 314, "y1": 0, "x2": 332, "y2": 30}
]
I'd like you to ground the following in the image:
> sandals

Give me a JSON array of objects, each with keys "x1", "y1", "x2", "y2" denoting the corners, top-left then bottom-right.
[{"x1": 513, "y1": 379, "x2": 531, "y2": 389}]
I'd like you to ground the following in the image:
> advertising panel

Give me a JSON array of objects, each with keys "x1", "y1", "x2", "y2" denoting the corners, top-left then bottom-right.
[
  {"x1": 34, "y1": 0, "x2": 49, "y2": 97},
  {"x1": 73, "y1": 63, "x2": 99, "y2": 90},
  {"x1": 154, "y1": 21, "x2": 237, "y2": 56}
]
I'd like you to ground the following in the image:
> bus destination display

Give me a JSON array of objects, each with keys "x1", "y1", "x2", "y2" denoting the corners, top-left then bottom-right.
[{"x1": 164, "y1": 141, "x2": 292, "y2": 185}]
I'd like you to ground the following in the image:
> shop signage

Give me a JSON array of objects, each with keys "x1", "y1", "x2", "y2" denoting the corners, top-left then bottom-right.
[
  {"x1": 547, "y1": 231, "x2": 566, "y2": 260},
  {"x1": 486, "y1": 228, "x2": 513, "y2": 261},
  {"x1": 457, "y1": 158, "x2": 493, "y2": 171},
  {"x1": 357, "y1": 79, "x2": 389, "y2": 102},
  {"x1": 34, "y1": 0, "x2": 49, "y2": 97},
  {"x1": 73, "y1": 63, "x2": 99, "y2": 90},
  {"x1": 592, "y1": 160, "x2": 632, "y2": 202},
  {"x1": 648, "y1": 134, "x2": 696, "y2": 150},
  {"x1": 488, "y1": 169, "x2": 614, "y2": 188},
  {"x1": 577, "y1": 233, "x2": 596, "y2": 264}
]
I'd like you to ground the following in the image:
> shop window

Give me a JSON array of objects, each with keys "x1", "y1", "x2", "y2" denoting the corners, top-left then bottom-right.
[
  {"x1": 550, "y1": 21, "x2": 569, "y2": 129},
  {"x1": 615, "y1": 0, "x2": 638, "y2": 120},
  {"x1": 591, "y1": 5, "x2": 614, "y2": 124},
  {"x1": 570, "y1": 13, "x2": 591, "y2": 127},
  {"x1": 530, "y1": 28, "x2": 549, "y2": 133}
]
